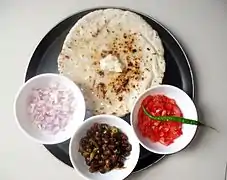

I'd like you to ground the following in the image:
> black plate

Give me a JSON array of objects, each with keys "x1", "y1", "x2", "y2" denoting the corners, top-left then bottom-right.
[{"x1": 25, "y1": 7, "x2": 194, "y2": 173}]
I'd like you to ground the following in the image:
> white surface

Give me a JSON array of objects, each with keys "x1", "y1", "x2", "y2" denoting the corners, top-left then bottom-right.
[
  {"x1": 131, "y1": 85, "x2": 198, "y2": 154},
  {"x1": 69, "y1": 115, "x2": 140, "y2": 180},
  {"x1": 0, "y1": 0, "x2": 227, "y2": 180},
  {"x1": 14, "y1": 73, "x2": 86, "y2": 144}
]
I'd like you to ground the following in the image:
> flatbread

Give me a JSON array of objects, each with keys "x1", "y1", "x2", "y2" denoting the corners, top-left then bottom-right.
[{"x1": 57, "y1": 9, "x2": 165, "y2": 116}]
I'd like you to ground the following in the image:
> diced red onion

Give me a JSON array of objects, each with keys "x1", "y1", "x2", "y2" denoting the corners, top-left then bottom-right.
[{"x1": 27, "y1": 82, "x2": 76, "y2": 134}]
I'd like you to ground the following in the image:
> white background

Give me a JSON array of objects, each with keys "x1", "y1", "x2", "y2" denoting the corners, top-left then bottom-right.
[{"x1": 1, "y1": 0, "x2": 227, "y2": 179}]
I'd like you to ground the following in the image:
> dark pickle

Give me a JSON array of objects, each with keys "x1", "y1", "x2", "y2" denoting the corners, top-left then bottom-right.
[{"x1": 78, "y1": 123, "x2": 132, "y2": 173}]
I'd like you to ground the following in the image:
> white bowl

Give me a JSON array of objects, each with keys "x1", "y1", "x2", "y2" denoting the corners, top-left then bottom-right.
[
  {"x1": 130, "y1": 85, "x2": 198, "y2": 154},
  {"x1": 14, "y1": 73, "x2": 86, "y2": 144},
  {"x1": 69, "y1": 115, "x2": 140, "y2": 180}
]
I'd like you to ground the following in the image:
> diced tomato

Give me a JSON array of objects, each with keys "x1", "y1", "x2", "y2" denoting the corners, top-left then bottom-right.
[
  {"x1": 137, "y1": 94, "x2": 183, "y2": 146},
  {"x1": 142, "y1": 95, "x2": 153, "y2": 107}
]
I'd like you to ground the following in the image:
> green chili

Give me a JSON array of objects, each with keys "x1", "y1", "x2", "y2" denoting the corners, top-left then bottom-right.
[
  {"x1": 111, "y1": 127, "x2": 119, "y2": 134},
  {"x1": 90, "y1": 148, "x2": 98, "y2": 161},
  {"x1": 142, "y1": 106, "x2": 217, "y2": 131}
]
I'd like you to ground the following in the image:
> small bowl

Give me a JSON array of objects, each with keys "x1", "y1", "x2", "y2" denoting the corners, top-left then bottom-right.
[
  {"x1": 69, "y1": 115, "x2": 140, "y2": 180},
  {"x1": 130, "y1": 85, "x2": 198, "y2": 154},
  {"x1": 14, "y1": 73, "x2": 86, "y2": 144}
]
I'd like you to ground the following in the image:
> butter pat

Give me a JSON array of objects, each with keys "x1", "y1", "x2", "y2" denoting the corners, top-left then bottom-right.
[{"x1": 100, "y1": 54, "x2": 124, "y2": 72}]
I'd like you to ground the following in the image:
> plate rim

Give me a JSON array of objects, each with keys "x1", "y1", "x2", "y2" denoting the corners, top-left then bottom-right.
[{"x1": 24, "y1": 6, "x2": 195, "y2": 173}]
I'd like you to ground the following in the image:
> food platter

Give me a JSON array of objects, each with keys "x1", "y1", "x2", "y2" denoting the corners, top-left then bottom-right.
[{"x1": 25, "y1": 7, "x2": 194, "y2": 173}]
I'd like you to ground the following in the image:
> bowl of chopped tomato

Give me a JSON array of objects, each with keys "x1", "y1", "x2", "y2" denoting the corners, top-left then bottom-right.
[{"x1": 130, "y1": 85, "x2": 198, "y2": 154}]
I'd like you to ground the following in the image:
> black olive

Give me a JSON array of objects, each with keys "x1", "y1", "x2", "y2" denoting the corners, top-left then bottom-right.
[
  {"x1": 86, "y1": 130, "x2": 92, "y2": 137},
  {"x1": 90, "y1": 160, "x2": 99, "y2": 167},
  {"x1": 94, "y1": 154, "x2": 99, "y2": 160},
  {"x1": 123, "y1": 151, "x2": 130, "y2": 157},
  {"x1": 98, "y1": 160, "x2": 104, "y2": 165},
  {"x1": 80, "y1": 137, "x2": 88, "y2": 145},
  {"x1": 105, "y1": 159, "x2": 111, "y2": 167},
  {"x1": 92, "y1": 123, "x2": 99, "y2": 130},
  {"x1": 116, "y1": 161, "x2": 124, "y2": 168},
  {"x1": 118, "y1": 156, "x2": 125, "y2": 162},
  {"x1": 111, "y1": 155, "x2": 118, "y2": 163},
  {"x1": 102, "y1": 155, "x2": 108, "y2": 160},
  {"x1": 85, "y1": 157, "x2": 91, "y2": 166},
  {"x1": 102, "y1": 137, "x2": 109, "y2": 144},
  {"x1": 122, "y1": 142, "x2": 129, "y2": 148},
  {"x1": 103, "y1": 133, "x2": 110, "y2": 139},
  {"x1": 108, "y1": 145, "x2": 115, "y2": 150},
  {"x1": 102, "y1": 144, "x2": 107, "y2": 150},
  {"x1": 100, "y1": 168, "x2": 106, "y2": 174},
  {"x1": 112, "y1": 133, "x2": 119, "y2": 139},
  {"x1": 121, "y1": 134, "x2": 128, "y2": 141},
  {"x1": 125, "y1": 144, "x2": 132, "y2": 152},
  {"x1": 113, "y1": 149, "x2": 121, "y2": 155},
  {"x1": 97, "y1": 140, "x2": 102, "y2": 146},
  {"x1": 95, "y1": 131, "x2": 100, "y2": 137},
  {"x1": 84, "y1": 146, "x2": 90, "y2": 152},
  {"x1": 89, "y1": 167, "x2": 96, "y2": 173},
  {"x1": 104, "y1": 149, "x2": 111, "y2": 156},
  {"x1": 85, "y1": 148, "x2": 91, "y2": 153}
]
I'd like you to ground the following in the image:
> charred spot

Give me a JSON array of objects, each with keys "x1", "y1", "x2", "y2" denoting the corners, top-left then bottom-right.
[
  {"x1": 98, "y1": 70, "x2": 104, "y2": 77},
  {"x1": 132, "y1": 49, "x2": 137, "y2": 53},
  {"x1": 118, "y1": 96, "x2": 123, "y2": 101},
  {"x1": 92, "y1": 30, "x2": 100, "y2": 37},
  {"x1": 122, "y1": 79, "x2": 129, "y2": 87},
  {"x1": 128, "y1": 61, "x2": 133, "y2": 67},
  {"x1": 147, "y1": 48, "x2": 150, "y2": 51},
  {"x1": 65, "y1": 55, "x2": 70, "y2": 59}
]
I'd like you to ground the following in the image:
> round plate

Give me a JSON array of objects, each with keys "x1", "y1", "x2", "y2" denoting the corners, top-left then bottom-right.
[{"x1": 25, "y1": 7, "x2": 194, "y2": 173}]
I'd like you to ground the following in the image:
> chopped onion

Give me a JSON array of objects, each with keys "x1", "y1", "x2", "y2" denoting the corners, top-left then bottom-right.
[{"x1": 27, "y1": 82, "x2": 76, "y2": 134}]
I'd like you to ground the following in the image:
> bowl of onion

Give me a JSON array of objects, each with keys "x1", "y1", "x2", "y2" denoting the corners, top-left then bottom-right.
[
  {"x1": 14, "y1": 73, "x2": 86, "y2": 144},
  {"x1": 130, "y1": 85, "x2": 198, "y2": 154}
]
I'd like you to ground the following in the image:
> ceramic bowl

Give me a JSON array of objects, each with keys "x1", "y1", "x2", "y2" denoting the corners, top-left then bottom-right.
[
  {"x1": 14, "y1": 73, "x2": 86, "y2": 144},
  {"x1": 130, "y1": 85, "x2": 198, "y2": 154},
  {"x1": 69, "y1": 114, "x2": 140, "y2": 180}
]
